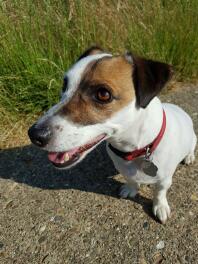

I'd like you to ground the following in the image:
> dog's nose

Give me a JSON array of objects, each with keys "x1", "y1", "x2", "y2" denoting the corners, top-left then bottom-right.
[{"x1": 28, "y1": 123, "x2": 52, "y2": 147}]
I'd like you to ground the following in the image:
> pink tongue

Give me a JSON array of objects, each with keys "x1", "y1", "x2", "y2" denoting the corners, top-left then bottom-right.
[
  {"x1": 47, "y1": 134, "x2": 106, "y2": 164},
  {"x1": 48, "y1": 152, "x2": 65, "y2": 163},
  {"x1": 48, "y1": 147, "x2": 79, "y2": 163}
]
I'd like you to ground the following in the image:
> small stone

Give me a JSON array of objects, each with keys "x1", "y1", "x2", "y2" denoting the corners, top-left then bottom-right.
[
  {"x1": 189, "y1": 211, "x2": 194, "y2": 216},
  {"x1": 143, "y1": 221, "x2": 149, "y2": 229},
  {"x1": 39, "y1": 225, "x2": 46, "y2": 233},
  {"x1": 50, "y1": 215, "x2": 64, "y2": 223},
  {"x1": 190, "y1": 193, "x2": 198, "y2": 201},
  {"x1": 50, "y1": 216, "x2": 55, "y2": 222},
  {"x1": 38, "y1": 236, "x2": 47, "y2": 244},
  {"x1": 156, "y1": 241, "x2": 165, "y2": 250}
]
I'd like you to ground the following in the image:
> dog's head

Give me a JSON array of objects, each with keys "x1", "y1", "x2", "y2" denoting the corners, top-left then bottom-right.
[{"x1": 28, "y1": 47, "x2": 172, "y2": 169}]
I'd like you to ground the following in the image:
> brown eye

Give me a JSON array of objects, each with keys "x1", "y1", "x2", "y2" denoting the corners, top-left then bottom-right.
[{"x1": 95, "y1": 88, "x2": 112, "y2": 103}]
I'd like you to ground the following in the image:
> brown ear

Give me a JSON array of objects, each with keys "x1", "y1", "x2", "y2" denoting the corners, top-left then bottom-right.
[
  {"x1": 126, "y1": 53, "x2": 173, "y2": 108},
  {"x1": 77, "y1": 46, "x2": 104, "y2": 61}
]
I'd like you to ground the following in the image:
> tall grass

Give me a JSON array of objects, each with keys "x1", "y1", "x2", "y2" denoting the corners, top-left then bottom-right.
[{"x1": 0, "y1": 0, "x2": 197, "y2": 123}]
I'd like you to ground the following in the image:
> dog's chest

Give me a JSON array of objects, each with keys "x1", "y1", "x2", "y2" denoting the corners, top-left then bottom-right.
[
  {"x1": 119, "y1": 159, "x2": 159, "y2": 184},
  {"x1": 107, "y1": 147, "x2": 159, "y2": 184}
]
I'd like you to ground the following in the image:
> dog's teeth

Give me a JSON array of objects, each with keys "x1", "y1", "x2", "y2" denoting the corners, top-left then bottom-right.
[{"x1": 64, "y1": 153, "x2": 70, "y2": 162}]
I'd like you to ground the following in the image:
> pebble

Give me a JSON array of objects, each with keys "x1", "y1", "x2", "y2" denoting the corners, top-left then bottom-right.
[
  {"x1": 190, "y1": 193, "x2": 198, "y2": 201},
  {"x1": 50, "y1": 215, "x2": 64, "y2": 223},
  {"x1": 38, "y1": 235, "x2": 47, "y2": 244},
  {"x1": 39, "y1": 225, "x2": 46, "y2": 233},
  {"x1": 156, "y1": 241, "x2": 165, "y2": 250},
  {"x1": 143, "y1": 221, "x2": 149, "y2": 230}
]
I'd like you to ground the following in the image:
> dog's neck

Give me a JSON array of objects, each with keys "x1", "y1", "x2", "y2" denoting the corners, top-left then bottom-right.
[{"x1": 107, "y1": 97, "x2": 164, "y2": 152}]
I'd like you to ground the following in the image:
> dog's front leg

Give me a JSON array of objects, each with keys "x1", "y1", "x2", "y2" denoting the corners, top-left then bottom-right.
[
  {"x1": 119, "y1": 178, "x2": 139, "y2": 198},
  {"x1": 153, "y1": 178, "x2": 172, "y2": 224}
]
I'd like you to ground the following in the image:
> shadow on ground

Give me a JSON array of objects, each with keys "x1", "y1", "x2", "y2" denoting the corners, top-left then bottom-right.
[{"x1": 0, "y1": 142, "x2": 153, "y2": 217}]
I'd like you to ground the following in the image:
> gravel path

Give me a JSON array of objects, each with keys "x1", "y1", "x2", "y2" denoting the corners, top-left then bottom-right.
[{"x1": 0, "y1": 85, "x2": 198, "y2": 264}]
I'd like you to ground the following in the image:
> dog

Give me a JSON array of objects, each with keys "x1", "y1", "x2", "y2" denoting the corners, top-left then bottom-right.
[{"x1": 28, "y1": 46, "x2": 197, "y2": 224}]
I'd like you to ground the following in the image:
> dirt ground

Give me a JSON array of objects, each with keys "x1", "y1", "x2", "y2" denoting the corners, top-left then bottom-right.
[{"x1": 0, "y1": 85, "x2": 198, "y2": 264}]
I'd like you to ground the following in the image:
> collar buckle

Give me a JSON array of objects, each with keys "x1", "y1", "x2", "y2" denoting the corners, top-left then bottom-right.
[{"x1": 145, "y1": 147, "x2": 151, "y2": 160}]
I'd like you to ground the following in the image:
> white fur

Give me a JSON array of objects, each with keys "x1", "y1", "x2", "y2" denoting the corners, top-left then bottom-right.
[
  {"x1": 36, "y1": 53, "x2": 197, "y2": 224},
  {"x1": 107, "y1": 98, "x2": 197, "y2": 223}
]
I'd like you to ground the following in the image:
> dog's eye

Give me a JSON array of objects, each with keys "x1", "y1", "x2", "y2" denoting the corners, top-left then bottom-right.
[{"x1": 95, "y1": 88, "x2": 112, "y2": 103}]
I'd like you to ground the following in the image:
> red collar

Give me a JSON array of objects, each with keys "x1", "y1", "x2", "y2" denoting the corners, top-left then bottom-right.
[{"x1": 109, "y1": 110, "x2": 166, "y2": 161}]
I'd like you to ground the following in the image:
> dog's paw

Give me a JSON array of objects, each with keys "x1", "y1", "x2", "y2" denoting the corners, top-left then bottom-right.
[
  {"x1": 184, "y1": 153, "x2": 195, "y2": 165},
  {"x1": 153, "y1": 201, "x2": 171, "y2": 224},
  {"x1": 119, "y1": 184, "x2": 138, "y2": 198}
]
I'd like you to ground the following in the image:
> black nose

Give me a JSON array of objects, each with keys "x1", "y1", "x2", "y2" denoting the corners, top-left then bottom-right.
[{"x1": 28, "y1": 123, "x2": 52, "y2": 147}]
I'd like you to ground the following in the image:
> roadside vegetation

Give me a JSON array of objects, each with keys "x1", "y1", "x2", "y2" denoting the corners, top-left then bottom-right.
[{"x1": 0, "y1": 0, "x2": 197, "y2": 146}]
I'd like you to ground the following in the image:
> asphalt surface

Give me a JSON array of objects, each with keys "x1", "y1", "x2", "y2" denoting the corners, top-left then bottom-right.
[{"x1": 0, "y1": 85, "x2": 198, "y2": 264}]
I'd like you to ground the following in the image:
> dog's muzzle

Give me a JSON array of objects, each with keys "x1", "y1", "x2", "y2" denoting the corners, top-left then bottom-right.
[{"x1": 28, "y1": 123, "x2": 52, "y2": 148}]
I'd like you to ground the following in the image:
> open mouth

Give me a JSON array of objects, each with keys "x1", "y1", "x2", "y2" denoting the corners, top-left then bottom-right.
[{"x1": 48, "y1": 134, "x2": 106, "y2": 168}]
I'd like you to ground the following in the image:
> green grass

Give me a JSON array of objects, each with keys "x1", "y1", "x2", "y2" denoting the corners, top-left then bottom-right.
[{"x1": 0, "y1": 0, "x2": 198, "y2": 123}]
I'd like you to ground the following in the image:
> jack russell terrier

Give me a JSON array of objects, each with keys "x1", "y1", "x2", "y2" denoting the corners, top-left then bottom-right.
[{"x1": 28, "y1": 47, "x2": 197, "y2": 224}]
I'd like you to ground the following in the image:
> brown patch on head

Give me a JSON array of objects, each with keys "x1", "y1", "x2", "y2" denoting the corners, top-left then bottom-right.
[{"x1": 59, "y1": 56, "x2": 135, "y2": 125}]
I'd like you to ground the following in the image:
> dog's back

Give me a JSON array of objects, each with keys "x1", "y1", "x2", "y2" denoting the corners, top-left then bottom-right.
[{"x1": 159, "y1": 102, "x2": 197, "y2": 169}]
